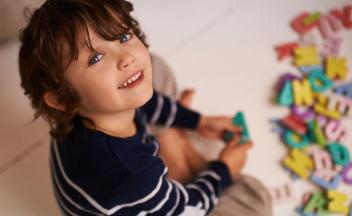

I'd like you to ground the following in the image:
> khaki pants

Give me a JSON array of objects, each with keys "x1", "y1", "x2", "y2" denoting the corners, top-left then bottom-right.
[{"x1": 150, "y1": 53, "x2": 272, "y2": 216}]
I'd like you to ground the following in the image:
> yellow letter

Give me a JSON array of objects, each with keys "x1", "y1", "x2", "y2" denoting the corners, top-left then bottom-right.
[
  {"x1": 326, "y1": 57, "x2": 348, "y2": 80},
  {"x1": 327, "y1": 190, "x2": 349, "y2": 214},
  {"x1": 283, "y1": 149, "x2": 314, "y2": 179},
  {"x1": 294, "y1": 46, "x2": 320, "y2": 66},
  {"x1": 293, "y1": 79, "x2": 314, "y2": 106}
]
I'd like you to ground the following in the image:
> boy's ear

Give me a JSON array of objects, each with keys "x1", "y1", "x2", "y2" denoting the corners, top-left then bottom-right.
[{"x1": 43, "y1": 91, "x2": 66, "y2": 112}]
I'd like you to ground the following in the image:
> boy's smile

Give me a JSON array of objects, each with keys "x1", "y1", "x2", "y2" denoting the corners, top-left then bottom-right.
[{"x1": 118, "y1": 70, "x2": 144, "y2": 89}]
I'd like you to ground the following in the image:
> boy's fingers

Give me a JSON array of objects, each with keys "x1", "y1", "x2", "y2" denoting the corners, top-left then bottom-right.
[
  {"x1": 228, "y1": 135, "x2": 240, "y2": 147},
  {"x1": 223, "y1": 118, "x2": 242, "y2": 133},
  {"x1": 228, "y1": 125, "x2": 242, "y2": 134},
  {"x1": 238, "y1": 141, "x2": 253, "y2": 150}
]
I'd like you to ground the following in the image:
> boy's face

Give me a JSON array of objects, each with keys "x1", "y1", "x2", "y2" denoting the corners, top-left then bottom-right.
[{"x1": 64, "y1": 26, "x2": 153, "y2": 117}]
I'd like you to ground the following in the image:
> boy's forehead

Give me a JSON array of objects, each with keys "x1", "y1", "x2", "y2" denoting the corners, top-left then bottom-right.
[
  {"x1": 77, "y1": 14, "x2": 129, "y2": 50},
  {"x1": 60, "y1": 26, "x2": 97, "y2": 66},
  {"x1": 78, "y1": 26, "x2": 100, "y2": 49}
]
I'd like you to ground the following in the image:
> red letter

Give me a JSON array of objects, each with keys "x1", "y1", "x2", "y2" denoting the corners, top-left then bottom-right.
[
  {"x1": 330, "y1": 6, "x2": 352, "y2": 29},
  {"x1": 291, "y1": 12, "x2": 318, "y2": 34},
  {"x1": 275, "y1": 42, "x2": 298, "y2": 60}
]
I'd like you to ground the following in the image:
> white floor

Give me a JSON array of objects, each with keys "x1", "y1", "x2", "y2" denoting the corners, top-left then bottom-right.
[{"x1": 0, "y1": 0, "x2": 351, "y2": 215}]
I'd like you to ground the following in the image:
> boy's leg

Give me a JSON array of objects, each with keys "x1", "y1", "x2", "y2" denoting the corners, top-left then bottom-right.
[
  {"x1": 157, "y1": 128, "x2": 197, "y2": 184},
  {"x1": 149, "y1": 53, "x2": 207, "y2": 184},
  {"x1": 156, "y1": 91, "x2": 207, "y2": 184},
  {"x1": 208, "y1": 175, "x2": 273, "y2": 216}
]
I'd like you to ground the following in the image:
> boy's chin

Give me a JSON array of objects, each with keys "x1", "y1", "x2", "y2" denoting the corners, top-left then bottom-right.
[{"x1": 139, "y1": 85, "x2": 153, "y2": 106}]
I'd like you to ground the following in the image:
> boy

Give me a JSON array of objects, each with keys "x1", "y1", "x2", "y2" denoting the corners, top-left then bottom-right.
[{"x1": 18, "y1": 0, "x2": 271, "y2": 215}]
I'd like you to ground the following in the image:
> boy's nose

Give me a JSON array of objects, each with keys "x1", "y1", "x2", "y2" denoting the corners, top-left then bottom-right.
[{"x1": 118, "y1": 53, "x2": 135, "y2": 70}]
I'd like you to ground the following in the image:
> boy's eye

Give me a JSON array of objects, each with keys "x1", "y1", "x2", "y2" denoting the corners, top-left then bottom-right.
[
  {"x1": 88, "y1": 53, "x2": 104, "y2": 65},
  {"x1": 119, "y1": 33, "x2": 133, "y2": 44}
]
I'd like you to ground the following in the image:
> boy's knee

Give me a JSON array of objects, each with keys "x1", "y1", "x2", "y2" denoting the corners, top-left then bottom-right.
[
  {"x1": 167, "y1": 161, "x2": 194, "y2": 184},
  {"x1": 213, "y1": 175, "x2": 273, "y2": 216},
  {"x1": 239, "y1": 175, "x2": 272, "y2": 205}
]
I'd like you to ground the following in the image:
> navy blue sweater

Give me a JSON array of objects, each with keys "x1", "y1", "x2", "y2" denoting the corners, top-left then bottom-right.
[{"x1": 50, "y1": 90, "x2": 233, "y2": 216}]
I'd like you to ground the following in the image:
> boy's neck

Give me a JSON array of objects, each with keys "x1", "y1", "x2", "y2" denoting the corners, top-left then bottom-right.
[{"x1": 81, "y1": 109, "x2": 137, "y2": 138}]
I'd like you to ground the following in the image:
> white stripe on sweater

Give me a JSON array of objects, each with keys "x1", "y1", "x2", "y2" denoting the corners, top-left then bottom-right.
[
  {"x1": 173, "y1": 180, "x2": 189, "y2": 204},
  {"x1": 137, "y1": 180, "x2": 173, "y2": 216},
  {"x1": 166, "y1": 181, "x2": 181, "y2": 216},
  {"x1": 165, "y1": 99, "x2": 177, "y2": 127},
  {"x1": 150, "y1": 94, "x2": 164, "y2": 124},
  {"x1": 52, "y1": 140, "x2": 168, "y2": 215},
  {"x1": 50, "y1": 156, "x2": 103, "y2": 216},
  {"x1": 199, "y1": 171, "x2": 221, "y2": 181},
  {"x1": 185, "y1": 184, "x2": 210, "y2": 212},
  {"x1": 53, "y1": 181, "x2": 80, "y2": 216},
  {"x1": 182, "y1": 202, "x2": 207, "y2": 216},
  {"x1": 152, "y1": 140, "x2": 160, "y2": 156},
  {"x1": 196, "y1": 178, "x2": 219, "y2": 205}
]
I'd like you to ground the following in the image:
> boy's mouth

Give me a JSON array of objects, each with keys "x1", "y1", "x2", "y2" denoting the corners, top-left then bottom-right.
[{"x1": 118, "y1": 70, "x2": 144, "y2": 89}]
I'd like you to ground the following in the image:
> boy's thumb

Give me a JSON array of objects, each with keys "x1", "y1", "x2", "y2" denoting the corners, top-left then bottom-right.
[{"x1": 238, "y1": 141, "x2": 253, "y2": 150}]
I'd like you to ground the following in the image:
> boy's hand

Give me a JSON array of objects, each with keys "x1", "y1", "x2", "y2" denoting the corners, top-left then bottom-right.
[
  {"x1": 197, "y1": 116, "x2": 242, "y2": 140},
  {"x1": 219, "y1": 135, "x2": 253, "y2": 179}
]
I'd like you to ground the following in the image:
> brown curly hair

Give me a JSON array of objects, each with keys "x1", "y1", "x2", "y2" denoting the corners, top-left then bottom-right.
[{"x1": 18, "y1": 0, "x2": 149, "y2": 143}]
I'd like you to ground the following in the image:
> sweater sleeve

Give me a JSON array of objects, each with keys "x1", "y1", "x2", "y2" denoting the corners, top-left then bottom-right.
[
  {"x1": 105, "y1": 159, "x2": 233, "y2": 216},
  {"x1": 140, "y1": 89, "x2": 201, "y2": 129}
]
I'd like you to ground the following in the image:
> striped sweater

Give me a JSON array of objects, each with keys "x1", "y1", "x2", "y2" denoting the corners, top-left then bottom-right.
[{"x1": 50, "y1": 90, "x2": 233, "y2": 216}]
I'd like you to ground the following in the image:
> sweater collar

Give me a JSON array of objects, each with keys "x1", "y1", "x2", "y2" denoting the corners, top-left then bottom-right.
[{"x1": 73, "y1": 109, "x2": 147, "y2": 144}]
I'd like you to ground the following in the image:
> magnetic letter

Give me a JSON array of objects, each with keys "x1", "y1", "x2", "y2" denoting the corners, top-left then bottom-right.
[
  {"x1": 283, "y1": 149, "x2": 314, "y2": 179},
  {"x1": 326, "y1": 57, "x2": 348, "y2": 80},
  {"x1": 308, "y1": 70, "x2": 333, "y2": 92},
  {"x1": 327, "y1": 143, "x2": 350, "y2": 166},
  {"x1": 275, "y1": 42, "x2": 299, "y2": 60},
  {"x1": 327, "y1": 190, "x2": 349, "y2": 214},
  {"x1": 294, "y1": 47, "x2": 320, "y2": 67},
  {"x1": 291, "y1": 12, "x2": 318, "y2": 34},
  {"x1": 293, "y1": 79, "x2": 314, "y2": 106}
]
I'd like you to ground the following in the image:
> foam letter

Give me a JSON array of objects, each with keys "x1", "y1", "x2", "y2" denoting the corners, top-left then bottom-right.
[
  {"x1": 308, "y1": 70, "x2": 333, "y2": 92},
  {"x1": 303, "y1": 12, "x2": 321, "y2": 25},
  {"x1": 291, "y1": 12, "x2": 318, "y2": 34},
  {"x1": 292, "y1": 106, "x2": 314, "y2": 122},
  {"x1": 277, "y1": 80, "x2": 293, "y2": 106},
  {"x1": 330, "y1": 6, "x2": 352, "y2": 29},
  {"x1": 327, "y1": 143, "x2": 350, "y2": 166},
  {"x1": 325, "y1": 121, "x2": 348, "y2": 143},
  {"x1": 312, "y1": 119, "x2": 326, "y2": 147},
  {"x1": 304, "y1": 192, "x2": 329, "y2": 214},
  {"x1": 281, "y1": 114, "x2": 307, "y2": 134},
  {"x1": 310, "y1": 174, "x2": 341, "y2": 189},
  {"x1": 293, "y1": 79, "x2": 314, "y2": 106},
  {"x1": 321, "y1": 36, "x2": 342, "y2": 57},
  {"x1": 275, "y1": 42, "x2": 299, "y2": 60},
  {"x1": 326, "y1": 57, "x2": 348, "y2": 80},
  {"x1": 334, "y1": 82, "x2": 352, "y2": 97},
  {"x1": 314, "y1": 94, "x2": 341, "y2": 120},
  {"x1": 233, "y1": 111, "x2": 250, "y2": 144},
  {"x1": 327, "y1": 190, "x2": 349, "y2": 214},
  {"x1": 342, "y1": 162, "x2": 352, "y2": 184},
  {"x1": 337, "y1": 97, "x2": 352, "y2": 117},
  {"x1": 269, "y1": 183, "x2": 295, "y2": 204},
  {"x1": 318, "y1": 15, "x2": 342, "y2": 39},
  {"x1": 299, "y1": 65, "x2": 323, "y2": 75},
  {"x1": 283, "y1": 149, "x2": 314, "y2": 179},
  {"x1": 294, "y1": 47, "x2": 320, "y2": 67},
  {"x1": 312, "y1": 149, "x2": 333, "y2": 171},
  {"x1": 283, "y1": 130, "x2": 309, "y2": 149}
]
